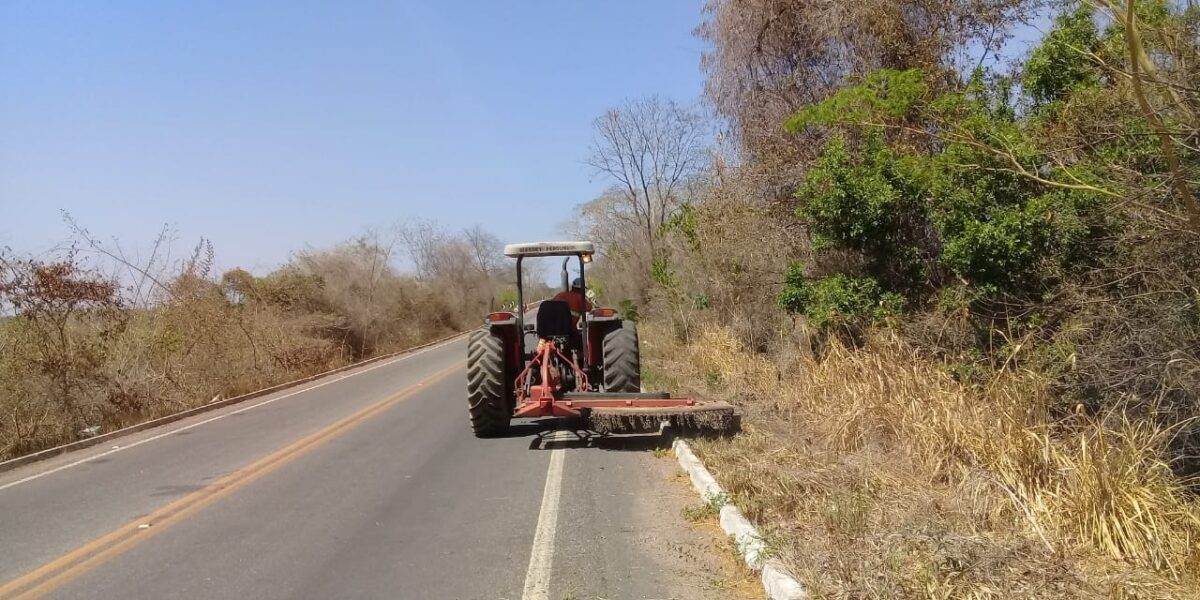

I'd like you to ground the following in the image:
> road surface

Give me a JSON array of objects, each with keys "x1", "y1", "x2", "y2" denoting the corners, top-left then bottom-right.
[{"x1": 0, "y1": 334, "x2": 737, "y2": 600}]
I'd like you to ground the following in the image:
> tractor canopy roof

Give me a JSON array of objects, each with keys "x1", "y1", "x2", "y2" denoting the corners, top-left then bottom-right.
[{"x1": 503, "y1": 241, "x2": 594, "y2": 258}]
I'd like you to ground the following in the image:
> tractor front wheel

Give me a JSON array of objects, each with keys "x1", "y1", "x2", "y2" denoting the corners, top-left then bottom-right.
[
  {"x1": 467, "y1": 329, "x2": 511, "y2": 437},
  {"x1": 602, "y1": 321, "x2": 641, "y2": 393}
]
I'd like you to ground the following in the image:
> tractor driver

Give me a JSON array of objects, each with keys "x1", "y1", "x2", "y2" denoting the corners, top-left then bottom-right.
[{"x1": 553, "y1": 277, "x2": 592, "y2": 330}]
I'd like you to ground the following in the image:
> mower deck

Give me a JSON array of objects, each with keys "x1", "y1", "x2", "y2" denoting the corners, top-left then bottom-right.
[
  {"x1": 513, "y1": 391, "x2": 696, "y2": 418},
  {"x1": 514, "y1": 391, "x2": 737, "y2": 434},
  {"x1": 587, "y1": 401, "x2": 738, "y2": 434}
]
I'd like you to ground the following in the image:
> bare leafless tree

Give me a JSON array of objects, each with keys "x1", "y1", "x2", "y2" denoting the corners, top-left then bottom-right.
[
  {"x1": 398, "y1": 219, "x2": 445, "y2": 280},
  {"x1": 463, "y1": 225, "x2": 504, "y2": 275},
  {"x1": 570, "y1": 188, "x2": 636, "y2": 261},
  {"x1": 586, "y1": 96, "x2": 709, "y2": 262}
]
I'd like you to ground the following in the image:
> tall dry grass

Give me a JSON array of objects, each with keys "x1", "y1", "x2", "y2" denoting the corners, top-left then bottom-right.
[
  {"x1": 0, "y1": 224, "x2": 515, "y2": 461},
  {"x1": 643, "y1": 320, "x2": 1200, "y2": 599}
]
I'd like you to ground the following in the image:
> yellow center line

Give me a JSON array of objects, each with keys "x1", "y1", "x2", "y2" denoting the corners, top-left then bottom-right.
[{"x1": 0, "y1": 362, "x2": 462, "y2": 600}]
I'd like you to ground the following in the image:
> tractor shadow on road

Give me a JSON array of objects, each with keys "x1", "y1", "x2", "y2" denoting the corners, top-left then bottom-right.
[
  {"x1": 502, "y1": 418, "x2": 692, "y2": 453},
  {"x1": 533, "y1": 431, "x2": 675, "y2": 452}
]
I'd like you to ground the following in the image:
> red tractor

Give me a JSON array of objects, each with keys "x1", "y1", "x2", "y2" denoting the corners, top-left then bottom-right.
[{"x1": 466, "y1": 241, "x2": 734, "y2": 437}]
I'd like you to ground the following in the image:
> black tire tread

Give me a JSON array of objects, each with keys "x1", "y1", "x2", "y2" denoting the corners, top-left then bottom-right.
[
  {"x1": 467, "y1": 328, "x2": 510, "y2": 436},
  {"x1": 602, "y1": 321, "x2": 641, "y2": 393}
]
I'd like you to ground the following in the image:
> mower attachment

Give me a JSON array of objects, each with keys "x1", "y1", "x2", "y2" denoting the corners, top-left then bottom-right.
[
  {"x1": 585, "y1": 401, "x2": 739, "y2": 434},
  {"x1": 515, "y1": 390, "x2": 737, "y2": 434}
]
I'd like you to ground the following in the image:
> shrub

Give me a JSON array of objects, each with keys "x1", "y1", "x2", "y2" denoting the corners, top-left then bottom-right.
[
  {"x1": 617, "y1": 299, "x2": 640, "y2": 321},
  {"x1": 778, "y1": 267, "x2": 903, "y2": 331},
  {"x1": 795, "y1": 135, "x2": 924, "y2": 282},
  {"x1": 935, "y1": 188, "x2": 1103, "y2": 288}
]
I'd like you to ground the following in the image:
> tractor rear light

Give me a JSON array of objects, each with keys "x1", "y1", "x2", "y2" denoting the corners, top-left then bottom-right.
[
  {"x1": 487, "y1": 312, "x2": 513, "y2": 322},
  {"x1": 591, "y1": 308, "x2": 616, "y2": 318}
]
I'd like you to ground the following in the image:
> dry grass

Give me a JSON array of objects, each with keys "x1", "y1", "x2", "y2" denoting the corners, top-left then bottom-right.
[
  {"x1": 0, "y1": 226, "x2": 514, "y2": 462},
  {"x1": 642, "y1": 320, "x2": 1200, "y2": 599}
]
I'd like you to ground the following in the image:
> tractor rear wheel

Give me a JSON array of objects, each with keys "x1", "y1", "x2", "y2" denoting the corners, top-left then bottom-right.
[
  {"x1": 467, "y1": 329, "x2": 511, "y2": 437},
  {"x1": 602, "y1": 321, "x2": 641, "y2": 393}
]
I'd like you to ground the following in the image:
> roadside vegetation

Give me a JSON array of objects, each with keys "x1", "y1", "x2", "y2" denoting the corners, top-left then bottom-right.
[
  {"x1": 582, "y1": 0, "x2": 1200, "y2": 597},
  {"x1": 0, "y1": 220, "x2": 546, "y2": 461},
  {"x1": 7, "y1": 0, "x2": 1200, "y2": 594}
]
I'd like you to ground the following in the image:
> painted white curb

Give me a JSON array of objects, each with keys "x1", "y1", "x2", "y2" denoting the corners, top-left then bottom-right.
[{"x1": 673, "y1": 439, "x2": 808, "y2": 600}]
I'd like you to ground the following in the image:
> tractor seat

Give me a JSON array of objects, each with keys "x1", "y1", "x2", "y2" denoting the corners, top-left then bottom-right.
[{"x1": 536, "y1": 300, "x2": 575, "y2": 340}]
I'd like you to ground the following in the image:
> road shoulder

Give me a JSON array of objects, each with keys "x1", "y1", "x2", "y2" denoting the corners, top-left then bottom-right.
[{"x1": 549, "y1": 433, "x2": 764, "y2": 600}]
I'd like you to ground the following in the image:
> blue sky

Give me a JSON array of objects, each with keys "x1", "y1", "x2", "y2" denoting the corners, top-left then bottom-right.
[{"x1": 1, "y1": 1, "x2": 709, "y2": 274}]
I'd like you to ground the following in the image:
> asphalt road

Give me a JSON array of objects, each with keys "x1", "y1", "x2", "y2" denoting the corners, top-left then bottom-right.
[{"x1": 0, "y1": 334, "x2": 735, "y2": 600}]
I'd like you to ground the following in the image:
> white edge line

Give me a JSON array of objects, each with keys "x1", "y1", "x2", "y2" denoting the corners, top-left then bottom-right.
[
  {"x1": 672, "y1": 438, "x2": 808, "y2": 600},
  {"x1": 520, "y1": 430, "x2": 569, "y2": 600},
  {"x1": 0, "y1": 335, "x2": 465, "y2": 492}
]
